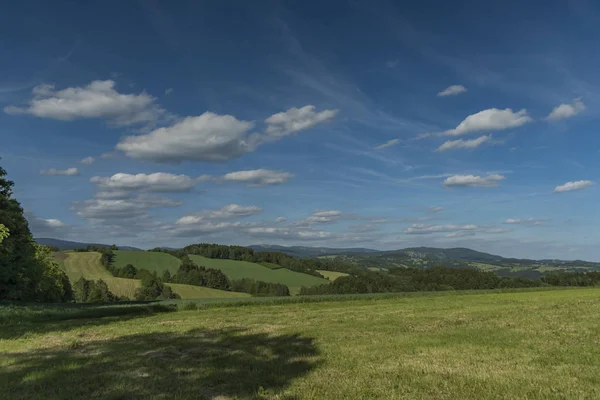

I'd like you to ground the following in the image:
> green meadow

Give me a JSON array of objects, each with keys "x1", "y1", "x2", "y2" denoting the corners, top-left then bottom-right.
[{"x1": 1, "y1": 288, "x2": 599, "y2": 399}]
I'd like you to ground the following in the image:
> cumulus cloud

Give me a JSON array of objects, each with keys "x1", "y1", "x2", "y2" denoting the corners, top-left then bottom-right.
[
  {"x1": 221, "y1": 169, "x2": 294, "y2": 186},
  {"x1": 437, "y1": 135, "x2": 491, "y2": 152},
  {"x1": 5, "y1": 80, "x2": 164, "y2": 126},
  {"x1": 374, "y1": 138, "x2": 401, "y2": 150},
  {"x1": 175, "y1": 204, "x2": 263, "y2": 225},
  {"x1": 443, "y1": 108, "x2": 532, "y2": 136},
  {"x1": 437, "y1": 85, "x2": 467, "y2": 97},
  {"x1": 504, "y1": 218, "x2": 550, "y2": 225},
  {"x1": 40, "y1": 167, "x2": 79, "y2": 176},
  {"x1": 90, "y1": 172, "x2": 197, "y2": 193},
  {"x1": 265, "y1": 105, "x2": 337, "y2": 137},
  {"x1": 275, "y1": 217, "x2": 287, "y2": 223},
  {"x1": 405, "y1": 224, "x2": 479, "y2": 235},
  {"x1": 547, "y1": 98, "x2": 585, "y2": 121},
  {"x1": 25, "y1": 212, "x2": 69, "y2": 237},
  {"x1": 80, "y1": 156, "x2": 95, "y2": 165},
  {"x1": 116, "y1": 105, "x2": 336, "y2": 163},
  {"x1": 553, "y1": 180, "x2": 594, "y2": 193},
  {"x1": 72, "y1": 195, "x2": 181, "y2": 221},
  {"x1": 444, "y1": 174, "x2": 505, "y2": 188},
  {"x1": 305, "y1": 210, "x2": 342, "y2": 224},
  {"x1": 427, "y1": 206, "x2": 444, "y2": 214}
]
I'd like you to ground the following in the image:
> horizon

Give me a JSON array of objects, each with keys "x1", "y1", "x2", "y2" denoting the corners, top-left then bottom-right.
[{"x1": 3, "y1": 1, "x2": 600, "y2": 260}]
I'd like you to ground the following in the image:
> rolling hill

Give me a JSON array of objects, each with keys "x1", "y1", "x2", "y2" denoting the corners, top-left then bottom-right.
[
  {"x1": 189, "y1": 255, "x2": 329, "y2": 295},
  {"x1": 111, "y1": 250, "x2": 182, "y2": 274},
  {"x1": 55, "y1": 252, "x2": 249, "y2": 300},
  {"x1": 38, "y1": 238, "x2": 141, "y2": 251}
]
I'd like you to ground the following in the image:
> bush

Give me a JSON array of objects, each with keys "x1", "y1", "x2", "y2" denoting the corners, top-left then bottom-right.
[{"x1": 180, "y1": 302, "x2": 198, "y2": 311}]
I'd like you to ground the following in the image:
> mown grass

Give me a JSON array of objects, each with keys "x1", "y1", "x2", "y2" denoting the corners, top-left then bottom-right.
[
  {"x1": 1, "y1": 287, "x2": 599, "y2": 399},
  {"x1": 189, "y1": 255, "x2": 329, "y2": 295},
  {"x1": 112, "y1": 250, "x2": 182, "y2": 274},
  {"x1": 56, "y1": 252, "x2": 248, "y2": 300},
  {"x1": 316, "y1": 270, "x2": 349, "y2": 281}
]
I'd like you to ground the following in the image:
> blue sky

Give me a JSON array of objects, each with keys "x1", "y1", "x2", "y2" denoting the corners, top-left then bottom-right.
[{"x1": 2, "y1": 0, "x2": 600, "y2": 259}]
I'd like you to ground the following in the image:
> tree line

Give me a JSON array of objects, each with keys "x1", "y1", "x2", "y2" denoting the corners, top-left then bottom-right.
[{"x1": 299, "y1": 266, "x2": 546, "y2": 295}]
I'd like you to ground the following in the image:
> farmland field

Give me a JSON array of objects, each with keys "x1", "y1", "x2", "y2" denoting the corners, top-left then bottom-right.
[
  {"x1": 112, "y1": 250, "x2": 181, "y2": 274},
  {"x1": 317, "y1": 270, "x2": 349, "y2": 280},
  {"x1": 189, "y1": 255, "x2": 329, "y2": 295},
  {"x1": 56, "y1": 252, "x2": 247, "y2": 300},
  {"x1": 1, "y1": 288, "x2": 600, "y2": 399}
]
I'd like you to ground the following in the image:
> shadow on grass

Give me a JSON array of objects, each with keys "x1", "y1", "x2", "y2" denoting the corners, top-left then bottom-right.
[
  {"x1": 1, "y1": 327, "x2": 320, "y2": 400},
  {"x1": 0, "y1": 302, "x2": 176, "y2": 339}
]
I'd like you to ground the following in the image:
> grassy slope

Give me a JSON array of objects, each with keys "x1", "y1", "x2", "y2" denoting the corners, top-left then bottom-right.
[
  {"x1": 2, "y1": 288, "x2": 600, "y2": 399},
  {"x1": 112, "y1": 250, "x2": 181, "y2": 274},
  {"x1": 316, "y1": 270, "x2": 349, "y2": 281},
  {"x1": 189, "y1": 255, "x2": 329, "y2": 295},
  {"x1": 57, "y1": 252, "x2": 248, "y2": 300}
]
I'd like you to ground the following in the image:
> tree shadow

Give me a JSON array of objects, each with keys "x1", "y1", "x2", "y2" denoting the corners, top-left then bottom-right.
[
  {"x1": 1, "y1": 327, "x2": 320, "y2": 399},
  {"x1": 0, "y1": 302, "x2": 176, "y2": 339}
]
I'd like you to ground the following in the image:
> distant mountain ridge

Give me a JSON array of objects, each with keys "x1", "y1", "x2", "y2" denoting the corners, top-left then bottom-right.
[
  {"x1": 248, "y1": 244, "x2": 380, "y2": 258},
  {"x1": 36, "y1": 238, "x2": 142, "y2": 251}
]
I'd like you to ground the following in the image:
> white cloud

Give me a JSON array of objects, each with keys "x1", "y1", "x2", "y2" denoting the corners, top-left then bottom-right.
[
  {"x1": 444, "y1": 174, "x2": 505, "y2": 188},
  {"x1": 427, "y1": 206, "x2": 444, "y2": 214},
  {"x1": 40, "y1": 167, "x2": 79, "y2": 176},
  {"x1": 306, "y1": 210, "x2": 342, "y2": 224},
  {"x1": 265, "y1": 105, "x2": 338, "y2": 138},
  {"x1": 176, "y1": 204, "x2": 262, "y2": 225},
  {"x1": 25, "y1": 212, "x2": 69, "y2": 238},
  {"x1": 504, "y1": 218, "x2": 550, "y2": 225},
  {"x1": 90, "y1": 172, "x2": 197, "y2": 193},
  {"x1": 94, "y1": 190, "x2": 132, "y2": 200},
  {"x1": 116, "y1": 112, "x2": 257, "y2": 162},
  {"x1": 375, "y1": 138, "x2": 401, "y2": 150},
  {"x1": 221, "y1": 169, "x2": 294, "y2": 186},
  {"x1": 117, "y1": 105, "x2": 337, "y2": 163},
  {"x1": 547, "y1": 98, "x2": 585, "y2": 121},
  {"x1": 437, "y1": 135, "x2": 491, "y2": 152},
  {"x1": 445, "y1": 231, "x2": 476, "y2": 238},
  {"x1": 72, "y1": 195, "x2": 181, "y2": 221},
  {"x1": 405, "y1": 224, "x2": 479, "y2": 235},
  {"x1": 80, "y1": 156, "x2": 95, "y2": 165},
  {"x1": 5, "y1": 80, "x2": 164, "y2": 126},
  {"x1": 443, "y1": 108, "x2": 532, "y2": 136},
  {"x1": 100, "y1": 152, "x2": 117, "y2": 159},
  {"x1": 245, "y1": 227, "x2": 333, "y2": 240},
  {"x1": 165, "y1": 88, "x2": 173, "y2": 95},
  {"x1": 437, "y1": 85, "x2": 467, "y2": 97},
  {"x1": 553, "y1": 180, "x2": 594, "y2": 193},
  {"x1": 275, "y1": 217, "x2": 287, "y2": 223}
]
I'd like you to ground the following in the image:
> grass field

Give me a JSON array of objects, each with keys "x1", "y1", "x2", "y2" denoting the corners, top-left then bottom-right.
[
  {"x1": 112, "y1": 250, "x2": 181, "y2": 274},
  {"x1": 1, "y1": 288, "x2": 600, "y2": 399},
  {"x1": 317, "y1": 270, "x2": 349, "y2": 281},
  {"x1": 190, "y1": 255, "x2": 329, "y2": 295},
  {"x1": 56, "y1": 252, "x2": 248, "y2": 300}
]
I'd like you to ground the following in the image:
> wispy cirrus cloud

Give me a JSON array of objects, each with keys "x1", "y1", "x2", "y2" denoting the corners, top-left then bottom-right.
[
  {"x1": 444, "y1": 174, "x2": 505, "y2": 188},
  {"x1": 437, "y1": 135, "x2": 491, "y2": 151},
  {"x1": 40, "y1": 167, "x2": 79, "y2": 176},
  {"x1": 437, "y1": 85, "x2": 467, "y2": 97}
]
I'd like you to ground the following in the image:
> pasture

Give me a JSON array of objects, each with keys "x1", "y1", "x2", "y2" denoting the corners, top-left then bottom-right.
[
  {"x1": 112, "y1": 250, "x2": 181, "y2": 274},
  {"x1": 1, "y1": 288, "x2": 599, "y2": 399},
  {"x1": 316, "y1": 270, "x2": 349, "y2": 281},
  {"x1": 56, "y1": 252, "x2": 247, "y2": 300},
  {"x1": 189, "y1": 255, "x2": 329, "y2": 295}
]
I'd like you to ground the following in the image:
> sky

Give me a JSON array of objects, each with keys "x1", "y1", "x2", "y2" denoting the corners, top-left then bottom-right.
[{"x1": 1, "y1": 0, "x2": 600, "y2": 260}]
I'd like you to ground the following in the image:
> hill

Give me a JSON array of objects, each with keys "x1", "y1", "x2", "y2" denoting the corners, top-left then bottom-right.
[
  {"x1": 111, "y1": 250, "x2": 182, "y2": 274},
  {"x1": 249, "y1": 244, "x2": 379, "y2": 257},
  {"x1": 189, "y1": 255, "x2": 329, "y2": 295},
  {"x1": 55, "y1": 252, "x2": 249, "y2": 300},
  {"x1": 38, "y1": 238, "x2": 141, "y2": 251}
]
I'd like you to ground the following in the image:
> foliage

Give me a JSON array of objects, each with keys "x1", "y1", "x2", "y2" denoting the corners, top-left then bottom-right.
[
  {"x1": 73, "y1": 278, "x2": 117, "y2": 303},
  {"x1": 231, "y1": 278, "x2": 290, "y2": 297},
  {"x1": 299, "y1": 266, "x2": 545, "y2": 295},
  {"x1": 134, "y1": 276, "x2": 180, "y2": 301},
  {"x1": 543, "y1": 271, "x2": 600, "y2": 286},
  {"x1": 0, "y1": 160, "x2": 73, "y2": 302},
  {"x1": 0, "y1": 224, "x2": 8, "y2": 244}
]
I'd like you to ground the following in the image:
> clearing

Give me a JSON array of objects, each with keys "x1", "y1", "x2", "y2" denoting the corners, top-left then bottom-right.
[
  {"x1": 56, "y1": 252, "x2": 249, "y2": 300},
  {"x1": 112, "y1": 250, "x2": 182, "y2": 274},
  {"x1": 1, "y1": 288, "x2": 599, "y2": 399},
  {"x1": 189, "y1": 255, "x2": 329, "y2": 295},
  {"x1": 316, "y1": 270, "x2": 349, "y2": 281}
]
